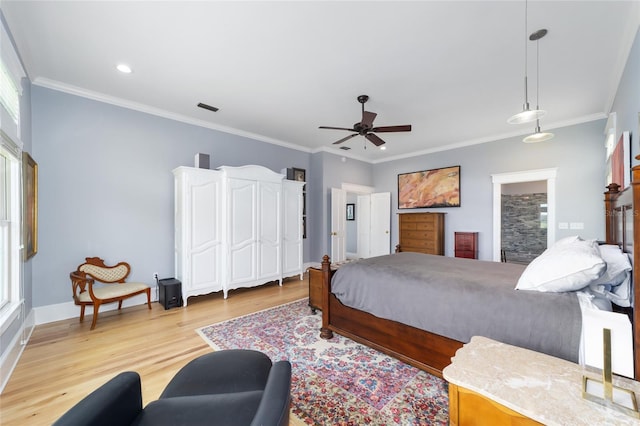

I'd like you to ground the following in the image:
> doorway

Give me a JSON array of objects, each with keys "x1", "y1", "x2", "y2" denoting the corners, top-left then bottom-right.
[
  {"x1": 491, "y1": 168, "x2": 557, "y2": 262},
  {"x1": 331, "y1": 184, "x2": 391, "y2": 262},
  {"x1": 501, "y1": 181, "x2": 547, "y2": 264}
]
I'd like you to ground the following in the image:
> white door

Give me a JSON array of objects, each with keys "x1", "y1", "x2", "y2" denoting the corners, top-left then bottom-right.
[
  {"x1": 331, "y1": 187, "x2": 346, "y2": 262},
  {"x1": 370, "y1": 192, "x2": 391, "y2": 256},
  {"x1": 357, "y1": 194, "x2": 371, "y2": 259}
]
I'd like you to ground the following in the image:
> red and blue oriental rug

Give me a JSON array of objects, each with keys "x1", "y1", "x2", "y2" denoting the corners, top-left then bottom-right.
[{"x1": 197, "y1": 298, "x2": 448, "y2": 425}]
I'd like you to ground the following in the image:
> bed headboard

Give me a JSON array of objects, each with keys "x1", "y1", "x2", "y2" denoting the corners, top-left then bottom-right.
[{"x1": 604, "y1": 177, "x2": 639, "y2": 379}]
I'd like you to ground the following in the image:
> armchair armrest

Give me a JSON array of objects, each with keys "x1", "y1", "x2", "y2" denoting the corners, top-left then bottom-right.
[
  {"x1": 250, "y1": 360, "x2": 292, "y2": 426},
  {"x1": 53, "y1": 372, "x2": 143, "y2": 426}
]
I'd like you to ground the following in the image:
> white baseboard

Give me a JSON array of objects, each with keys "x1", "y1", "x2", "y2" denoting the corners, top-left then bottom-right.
[
  {"x1": 34, "y1": 291, "x2": 158, "y2": 325},
  {"x1": 0, "y1": 308, "x2": 34, "y2": 394}
]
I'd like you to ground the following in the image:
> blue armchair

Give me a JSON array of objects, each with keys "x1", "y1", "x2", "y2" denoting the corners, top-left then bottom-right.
[{"x1": 53, "y1": 350, "x2": 292, "y2": 426}]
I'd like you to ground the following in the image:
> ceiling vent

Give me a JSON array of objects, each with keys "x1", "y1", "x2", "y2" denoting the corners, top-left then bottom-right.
[{"x1": 197, "y1": 102, "x2": 219, "y2": 112}]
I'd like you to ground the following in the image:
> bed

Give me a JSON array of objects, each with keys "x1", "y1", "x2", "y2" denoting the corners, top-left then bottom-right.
[{"x1": 320, "y1": 181, "x2": 640, "y2": 380}]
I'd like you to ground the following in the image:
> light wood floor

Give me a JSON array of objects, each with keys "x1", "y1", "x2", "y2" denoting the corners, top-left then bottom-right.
[{"x1": 0, "y1": 275, "x2": 309, "y2": 425}]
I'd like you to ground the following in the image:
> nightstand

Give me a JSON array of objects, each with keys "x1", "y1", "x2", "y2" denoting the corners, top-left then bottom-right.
[{"x1": 454, "y1": 232, "x2": 478, "y2": 259}]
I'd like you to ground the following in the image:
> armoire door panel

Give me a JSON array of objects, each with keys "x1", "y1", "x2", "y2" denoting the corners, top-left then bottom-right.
[
  {"x1": 191, "y1": 246, "x2": 221, "y2": 291},
  {"x1": 259, "y1": 182, "x2": 281, "y2": 244},
  {"x1": 191, "y1": 181, "x2": 220, "y2": 249},
  {"x1": 230, "y1": 244, "x2": 257, "y2": 283},
  {"x1": 259, "y1": 245, "x2": 280, "y2": 277}
]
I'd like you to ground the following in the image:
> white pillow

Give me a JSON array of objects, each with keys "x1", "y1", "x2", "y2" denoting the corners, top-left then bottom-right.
[
  {"x1": 516, "y1": 238, "x2": 606, "y2": 292},
  {"x1": 590, "y1": 244, "x2": 631, "y2": 286}
]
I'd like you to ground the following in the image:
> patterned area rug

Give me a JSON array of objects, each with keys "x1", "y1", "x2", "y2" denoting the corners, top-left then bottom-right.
[{"x1": 196, "y1": 299, "x2": 448, "y2": 425}]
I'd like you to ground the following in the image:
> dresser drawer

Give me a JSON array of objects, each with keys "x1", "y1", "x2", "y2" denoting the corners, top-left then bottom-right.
[
  {"x1": 455, "y1": 250, "x2": 476, "y2": 259},
  {"x1": 402, "y1": 239, "x2": 436, "y2": 250}
]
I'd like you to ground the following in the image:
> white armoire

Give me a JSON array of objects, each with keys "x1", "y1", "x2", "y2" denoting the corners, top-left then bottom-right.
[{"x1": 173, "y1": 165, "x2": 304, "y2": 305}]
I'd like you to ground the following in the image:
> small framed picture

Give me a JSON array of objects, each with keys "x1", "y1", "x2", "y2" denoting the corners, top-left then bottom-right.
[
  {"x1": 346, "y1": 203, "x2": 355, "y2": 221},
  {"x1": 292, "y1": 168, "x2": 305, "y2": 182}
]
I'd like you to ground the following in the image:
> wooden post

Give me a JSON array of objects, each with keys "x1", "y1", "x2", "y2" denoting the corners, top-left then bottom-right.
[
  {"x1": 604, "y1": 182, "x2": 620, "y2": 244},
  {"x1": 631, "y1": 161, "x2": 640, "y2": 380},
  {"x1": 320, "y1": 255, "x2": 334, "y2": 339}
]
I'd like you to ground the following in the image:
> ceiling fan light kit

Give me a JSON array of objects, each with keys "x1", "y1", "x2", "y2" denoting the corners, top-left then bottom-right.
[{"x1": 319, "y1": 94, "x2": 412, "y2": 148}]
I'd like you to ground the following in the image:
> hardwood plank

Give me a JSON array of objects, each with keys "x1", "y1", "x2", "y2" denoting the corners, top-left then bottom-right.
[{"x1": 0, "y1": 276, "x2": 309, "y2": 425}]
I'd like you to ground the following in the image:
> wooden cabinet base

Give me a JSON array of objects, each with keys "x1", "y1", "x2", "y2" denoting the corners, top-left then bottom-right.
[{"x1": 448, "y1": 384, "x2": 542, "y2": 426}]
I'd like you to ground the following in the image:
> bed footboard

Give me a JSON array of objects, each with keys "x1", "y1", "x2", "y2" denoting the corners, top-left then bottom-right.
[{"x1": 319, "y1": 254, "x2": 463, "y2": 378}]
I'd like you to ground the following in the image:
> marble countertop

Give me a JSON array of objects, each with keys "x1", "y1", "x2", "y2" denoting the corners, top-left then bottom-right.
[{"x1": 442, "y1": 336, "x2": 640, "y2": 426}]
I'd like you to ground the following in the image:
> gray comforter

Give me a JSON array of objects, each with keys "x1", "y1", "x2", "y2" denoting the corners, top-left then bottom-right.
[{"x1": 331, "y1": 252, "x2": 582, "y2": 362}]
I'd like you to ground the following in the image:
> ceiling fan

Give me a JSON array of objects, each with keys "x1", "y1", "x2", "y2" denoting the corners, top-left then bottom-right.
[{"x1": 319, "y1": 95, "x2": 412, "y2": 147}]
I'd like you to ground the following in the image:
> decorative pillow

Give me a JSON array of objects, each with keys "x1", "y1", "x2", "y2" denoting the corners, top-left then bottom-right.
[{"x1": 515, "y1": 237, "x2": 606, "y2": 292}]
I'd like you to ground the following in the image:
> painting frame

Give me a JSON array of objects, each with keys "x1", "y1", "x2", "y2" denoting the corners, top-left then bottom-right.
[
  {"x1": 23, "y1": 152, "x2": 38, "y2": 260},
  {"x1": 611, "y1": 131, "x2": 631, "y2": 189},
  {"x1": 346, "y1": 203, "x2": 355, "y2": 221},
  {"x1": 398, "y1": 165, "x2": 461, "y2": 209},
  {"x1": 291, "y1": 167, "x2": 306, "y2": 182}
]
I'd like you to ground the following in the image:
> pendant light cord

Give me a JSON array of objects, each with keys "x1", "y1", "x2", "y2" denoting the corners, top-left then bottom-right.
[
  {"x1": 523, "y1": 0, "x2": 529, "y2": 105},
  {"x1": 535, "y1": 37, "x2": 539, "y2": 109}
]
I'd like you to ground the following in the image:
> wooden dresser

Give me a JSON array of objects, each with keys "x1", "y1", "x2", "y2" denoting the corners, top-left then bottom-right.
[
  {"x1": 454, "y1": 232, "x2": 478, "y2": 259},
  {"x1": 397, "y1": 212, "x2": 445, "y2": 255}
]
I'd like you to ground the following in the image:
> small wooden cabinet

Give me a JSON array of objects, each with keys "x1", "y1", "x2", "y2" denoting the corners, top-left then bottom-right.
[
  {"x1": 397, "y1": 212, "x2": 445, "y2": 255},
  {"x1": 455, "y1": 232, "x2": 478, "y2": 259}
]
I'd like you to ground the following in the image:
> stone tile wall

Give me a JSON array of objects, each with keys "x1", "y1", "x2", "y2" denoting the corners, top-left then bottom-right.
[{"x1": 501, "y1": 193, "x2": 547, "y2": 264}]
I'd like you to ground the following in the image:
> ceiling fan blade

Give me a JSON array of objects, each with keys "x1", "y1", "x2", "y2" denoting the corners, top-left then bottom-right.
[
  {"x1": 371, "y1": 125, "x2": 412, "y2": 133},
  {"x1": 333, "y1": 133, "x2": 358, "y2": 145},
  {"x1": 365, "y1": 133, "x2": 386, "y2": 146},
  {"x1": 361, "y1": 111, "x2": 377, "y2": 128},
  {"x1": 319, "y1": 126, "x2": 356, "y2": 131}
]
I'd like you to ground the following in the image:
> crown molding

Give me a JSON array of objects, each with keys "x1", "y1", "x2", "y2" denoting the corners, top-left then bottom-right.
[{"x1": 31, "y1": 77, "x2": 312, "y2": 154}]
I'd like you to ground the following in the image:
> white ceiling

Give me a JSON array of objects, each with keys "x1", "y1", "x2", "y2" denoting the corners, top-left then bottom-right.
[{"x1": 2, "y1": 1, "x2": 639, "y2": 163}]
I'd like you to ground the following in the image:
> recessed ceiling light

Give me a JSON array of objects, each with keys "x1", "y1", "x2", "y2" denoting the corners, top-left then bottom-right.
[
  {"x1": 116, "y1": 64, "x2": 132, "y2": 74},
  {"x1": 380, "y1": 146, "x2": 386, "y2": 150}
]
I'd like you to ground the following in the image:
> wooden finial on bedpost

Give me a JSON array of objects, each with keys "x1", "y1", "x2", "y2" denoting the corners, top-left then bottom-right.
[
  {"x1": 320, "y1": 255, "x2": 334, "y2": 339},
  {"x1": 604, "y1": 183, "x2": 621, "y2": 244}
]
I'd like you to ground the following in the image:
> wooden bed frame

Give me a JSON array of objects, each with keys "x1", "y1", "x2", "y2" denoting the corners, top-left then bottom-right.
[{"x1": 321, "y1": 175, "x2": 640, "y2": 380}]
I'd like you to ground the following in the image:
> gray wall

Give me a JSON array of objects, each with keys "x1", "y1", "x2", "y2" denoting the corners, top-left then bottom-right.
[
  {"x1": 31, "y1": 86, "x2": 310, "y2": 307},
  {"x1": 308, "y1": 151, "x2": 372, "y2": 262},
  {"x1": 611, "y1": 28, "x2": 640, "y2": 164},
  {"x1": 370, "y1": 119, "x2": 607, "y2": 260}
]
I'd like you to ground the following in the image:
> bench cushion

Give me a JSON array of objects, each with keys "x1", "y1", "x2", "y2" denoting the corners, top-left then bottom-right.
[{"x1": 77, "y1": 282, "x2": 148, "y2": 302}]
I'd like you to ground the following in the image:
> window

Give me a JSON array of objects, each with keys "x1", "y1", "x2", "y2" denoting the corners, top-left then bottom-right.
[
  {"x1": 0, "y1": 136, "x2": 21, "y2": 315},
  {"x1": 0, "y1": 19, "x2": 25, "y2": 326},
  {"x1": 0, "y1": 60, "x2": 19, "y2": 124}
]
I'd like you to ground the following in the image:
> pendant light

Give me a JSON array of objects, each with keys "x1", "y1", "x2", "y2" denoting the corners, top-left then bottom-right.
[
  {"x1": 523, "y1": 29, "x2": 554, "y2": 143},
  {"x1": 507, "y1": 0, "x2": 545, "y2": 124}
]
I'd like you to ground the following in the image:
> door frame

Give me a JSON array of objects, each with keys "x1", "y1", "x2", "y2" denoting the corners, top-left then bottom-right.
[
  {"x1": 491, "y1": 168, "x2": 557, "y2": 262},
  {"x1": 331, "y1": 183, "x2": 374, "y2": 261}
]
